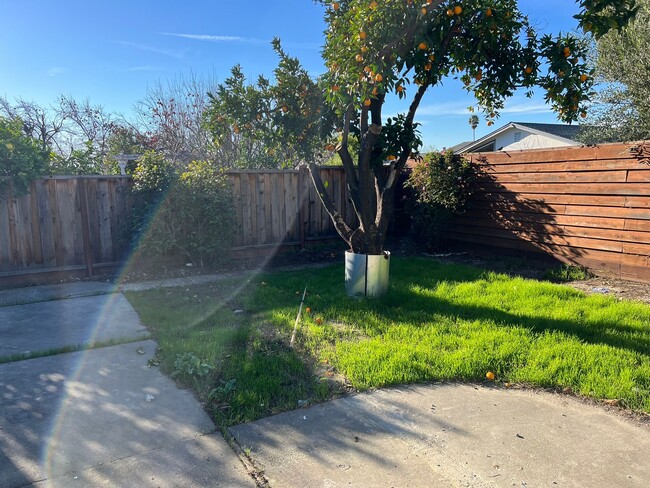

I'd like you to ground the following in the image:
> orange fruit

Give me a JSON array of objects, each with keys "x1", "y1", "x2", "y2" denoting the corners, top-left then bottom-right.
[
  {"x1": 580, "y1": 74, "x2": 588, "y2": 82},
  {"x1": 332, "y1": 2, "x2": 339, "y2": 10},
  {"x1": 487, "y1": 120, "x2": 494, "y2": 126},
  {"x1": 396, "y1": 85, "x2": 404, "y2": 93},
  {"x1": 372, "y1": 87, "x2": 378, "y2": 95},
  {"x1": 331, "y1": 84, "x2": 340, "y2": 92},
  {"x1": 369, "y1": 0, "x2": 378, "y2": 9},
  {"x1": 361, "y1": 45, "x2": 368, "y2": 53},
  {"x1": 486, "y1": 7, "x2": 492, "y2": 17},
  {"x1": 386, "y1": 154, "x2": 397, "y2": 161},
  {"x1": 363, "y1": 98, "x2": 372, "y2": 107},
  {"x1": 421, "y1": 7, "x2": 427, "y2": 15},
  {"x1": 475, "y1": 70, "x2": 482, "y2": 81},
  {"x1": 454, "y1": 5, "x2": 462, "y2": 15},
  {"x1": 375, "y1": 73, "x2": 383, "y2": 82},
  {"x1": 355, "y1": 54, "x2": 364, "y2": 62},
  {"x1": 359, "y1": 30, "x2": 367, "y2": 40},
  {"x1": 305, "y1": 307, "x2": 312, "y2": 313},
  {"x1": 418, "y1": 42, "x2": 427, "y2": 50},
  {"x1": 563, "y1": 47, "x2": 571, "y2": 57},
  {"x1": 524, "y1": 66, "x2": 533, "y2": 74},
  {"x1": 325, "y1": 144, "x2": 335, "y2": 151},
  {"x1": 486, "y1": 371, "x2": 495, "y2": 381},
  {"x1": 424, "y1": 63, "x2": 432, "y2": 71},
  {"x1": 281, "y1": 105, "x2": 288, "y2": 113},
  {"x1": 315, "y1": 317, "x2": 323, "y2": 325},
  {"x1": 446, "y1": 8, "x2": 454, "y2": 16},
  {"x1": 428, "y1": 54, "x2": 435, "y2": 61},
  {"x1": 581, "y1": 112, "x2": 587, "y2": 118},
  {"x1": 233, "y1": 125, "x2": 239, "y2": 134}
]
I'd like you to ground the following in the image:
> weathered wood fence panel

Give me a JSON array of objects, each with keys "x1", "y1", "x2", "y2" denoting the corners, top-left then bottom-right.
[
  {"x1": 226, "y1": 166, "x2": 353, "y2": 248},
  {"x1": 449, "y1": 142, "x2": 650, "y2": 282},
  {"x1": 0, "y1": 176, "x2": 132, "y2": 277}
]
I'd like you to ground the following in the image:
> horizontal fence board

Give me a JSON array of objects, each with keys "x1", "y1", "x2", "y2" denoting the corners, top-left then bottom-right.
[
  {"x1": 475, "y1": 182, "x2": 650, "y2": 196},
  {"x1": 453, "y1": 217, "x2": 650, "y2": 244},
  {"x1": 467, "y1": 200, "x2": 650, "y2": 220},
  {"x1": 492, "y1": 170, "x2": 628, "y2": 184},
  {"x1": 467, "y1": 143, "x2": 636, "y2": 165},
  {"x1": 475, "y1": 158, "x2": 650, "y2": 174},
  {"x1": 453, "y1": 142, "x2": 650, "y2": 282}
]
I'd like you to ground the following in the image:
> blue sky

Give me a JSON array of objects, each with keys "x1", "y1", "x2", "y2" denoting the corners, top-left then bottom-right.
[{"x1": 0, "y1": 0, "x2": 584, "y2": 150}]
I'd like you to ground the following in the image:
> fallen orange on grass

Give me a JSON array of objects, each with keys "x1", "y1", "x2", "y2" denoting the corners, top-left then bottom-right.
[
  {"x1": 486, "y1": 371, "x2": 495, "y2": 381},
  {"x1": 315, "y1": 317, "x2": 323, "y2": 325},
  {"x1": 305, "y1": 307, "x2": 312, "y2": 313}
]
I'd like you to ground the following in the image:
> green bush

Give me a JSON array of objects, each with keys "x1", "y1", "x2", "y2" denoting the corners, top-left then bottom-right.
[
  {"x1": 130, "y1": 151, "x2": 236, "y2": 266},
  {"x1": 0, "y1": 117, "x2": 49, "y2": 196},
  {"x1": 405, "y1": 150, "x2": 474, "y2": 251}
]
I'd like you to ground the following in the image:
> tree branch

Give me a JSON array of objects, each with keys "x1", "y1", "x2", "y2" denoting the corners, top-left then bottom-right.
[
  {"x1": 338, "y1": 107, "x2": 358, "y2": 188},
  {"x1": 308, "y1": 162, "x2": 354, "y2": 243}
]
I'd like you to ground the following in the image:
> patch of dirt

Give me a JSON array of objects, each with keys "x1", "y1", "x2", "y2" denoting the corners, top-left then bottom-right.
[{"x1": 567, "y1": 276, "x2": 650, "y2": 305}]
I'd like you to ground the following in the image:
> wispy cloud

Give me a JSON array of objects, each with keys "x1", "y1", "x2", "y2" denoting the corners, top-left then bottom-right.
[
  {"x1": 161, "y1": 32, "x2": 266, "y2": 44},
  {"x1": 47, "y1": 67, "x2": 65, "y2": 77},
  {"x1": 116, "y1": 41, "x2": 185, "y2": 58},
  {"x1": 161, "y1": 32, "x2": 320, "y2": 50}
]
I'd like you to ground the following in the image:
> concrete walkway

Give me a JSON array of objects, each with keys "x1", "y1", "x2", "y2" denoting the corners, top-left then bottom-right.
[
  {"x1": 0, "y1": 284, "x2": 255, "y2": 487},
  {"x1": 230, "y1": 384, "x2": 650, "y2": 488}
]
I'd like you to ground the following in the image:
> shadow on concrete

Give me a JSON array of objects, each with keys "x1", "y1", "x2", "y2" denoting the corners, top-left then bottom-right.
[{"x1": 0, "y1": 341, "x2": 251, "y2": 488}]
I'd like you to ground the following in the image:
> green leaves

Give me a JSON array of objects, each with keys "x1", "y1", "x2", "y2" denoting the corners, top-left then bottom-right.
[{"x1": 0, "y1": 116, "x2": 49, "y2": 197}]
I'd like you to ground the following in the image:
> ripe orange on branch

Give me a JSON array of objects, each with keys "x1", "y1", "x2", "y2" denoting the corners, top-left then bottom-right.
[{"x1": 418, "y1": 42, "x2": 428, "y2": 50}]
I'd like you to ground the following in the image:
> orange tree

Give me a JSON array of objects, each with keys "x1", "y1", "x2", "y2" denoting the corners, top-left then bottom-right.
[{"x1": 207, "y1": 0, "x2": 637, "y2": 255}]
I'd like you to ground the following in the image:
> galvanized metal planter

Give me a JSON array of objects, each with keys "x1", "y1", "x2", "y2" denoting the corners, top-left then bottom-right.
[{"x1": 344, "y1": 251, "x2": 391, "y2": 298}]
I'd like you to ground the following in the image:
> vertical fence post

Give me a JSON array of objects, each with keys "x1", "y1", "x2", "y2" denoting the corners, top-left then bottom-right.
[
  {"x1": 298, "y1": 166, "x2": 308, "y2": 249},
  {"x1": 77, "y1": 177, "x2": 94, "y2": 276}
]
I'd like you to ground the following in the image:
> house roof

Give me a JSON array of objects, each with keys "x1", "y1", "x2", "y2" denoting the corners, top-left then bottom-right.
[
  {"x1": 447, "y1": 141, "x2": 474, "y2": 153},
  {"x1": 512, "y1": 122, "x2": 583, "y2": 140},
  {"x1": 457, "y1": 122, "x2": 583, "y2": 153}
]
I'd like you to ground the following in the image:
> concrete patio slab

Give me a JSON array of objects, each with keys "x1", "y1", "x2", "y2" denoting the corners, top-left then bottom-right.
[
  {"x1": 0, "y1": 293, "x2": 149, "y2": 358},
  {"x1": 0, "y1": 340, "x2": 254, "y2": 488},
  {"x1": 230, "y1": 383, "x2": 650, "y2": 488}
]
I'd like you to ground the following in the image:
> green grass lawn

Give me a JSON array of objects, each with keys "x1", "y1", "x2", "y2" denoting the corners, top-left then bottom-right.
[{"x1": 125, "y1": 257, "x2": 650, "y2": 427}]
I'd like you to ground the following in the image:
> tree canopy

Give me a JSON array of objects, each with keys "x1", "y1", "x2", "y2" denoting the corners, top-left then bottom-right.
[
  {"x1": 578, "y1": 0, "x2": 650, "y2": 143},
  {"x1": 205, "y1": 0, "x2": 640, "y2": 254},
  {"x1": 0, "y1": 116, "x2": 50, "y2": 196}
]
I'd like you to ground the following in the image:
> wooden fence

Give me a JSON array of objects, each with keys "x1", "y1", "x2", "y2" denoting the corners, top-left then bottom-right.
[
  {"x1": 0, "y1": 168, "x2": 351, "y2": 280},
  {"x1": 450, "y1": 142, "x2": 650, "y2": 282},
  {"x1": 0, "y1": 176, "x2": 132, "y2": 278},
  {"x1": 227, "y1": 166, "x2": 353, "y2": 248}
]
